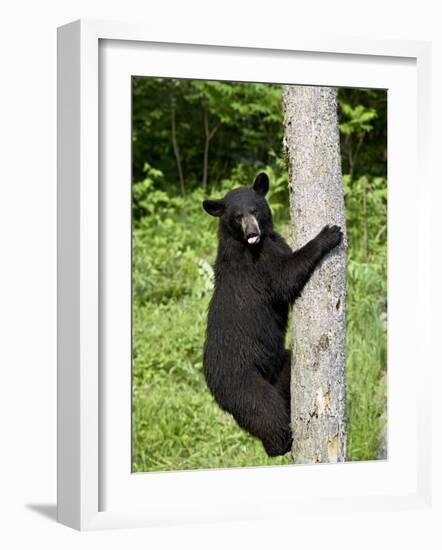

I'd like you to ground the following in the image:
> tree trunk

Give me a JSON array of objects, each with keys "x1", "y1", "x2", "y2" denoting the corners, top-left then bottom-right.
[
  {"x1": 282, "y1": 85, "x2": 347, "y2": 464},
  {"x1": 170, "y1": 98, "x2": 185, "y2": 197},
  {"x1": 202, "y1": 106, "x2": 220, "y2": 195},
  {"x1": 202, "y1": 107, "x2": 210, "y2": 194}
]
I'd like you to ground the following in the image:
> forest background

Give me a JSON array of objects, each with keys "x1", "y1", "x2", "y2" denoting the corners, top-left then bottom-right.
[{"x1": 131, "y1": 78, "x2": 387, "y2": 472}]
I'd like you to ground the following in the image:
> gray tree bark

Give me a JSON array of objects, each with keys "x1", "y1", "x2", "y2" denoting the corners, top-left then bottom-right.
[{"x1": 282, "y1": 86, "x2": 347, "y2": 464}]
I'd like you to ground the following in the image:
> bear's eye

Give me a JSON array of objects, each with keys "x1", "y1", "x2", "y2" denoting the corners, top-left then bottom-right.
[
  {"x1": 234, "y1": 213, "x2": 242, "y2": 222},
  {"x1": 250, "y1": 208, "x2": 257, "y2": 215}
]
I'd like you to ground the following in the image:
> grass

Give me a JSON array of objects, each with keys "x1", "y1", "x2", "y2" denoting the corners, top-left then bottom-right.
[
  {"x1": 131, "y1": 194, "x2": 387, "y2": 472},
  {"x1": 346, "y1": 259, "x2": 387, "y2": 460}
]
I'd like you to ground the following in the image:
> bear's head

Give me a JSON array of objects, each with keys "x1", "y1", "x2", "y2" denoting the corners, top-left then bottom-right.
[{"x1": 202, "y1": 173, "x2": 272, "y2": 246}]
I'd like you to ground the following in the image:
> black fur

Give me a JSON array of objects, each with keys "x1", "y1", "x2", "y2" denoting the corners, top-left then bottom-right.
[{"x1": 202, "y1": 173, "x2": 343, "y2": 456}]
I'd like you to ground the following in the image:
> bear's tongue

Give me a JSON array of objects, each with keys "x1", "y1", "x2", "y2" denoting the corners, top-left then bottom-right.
[{"x1": 247, "y1": 236, "x2": 259, "y2": 244}]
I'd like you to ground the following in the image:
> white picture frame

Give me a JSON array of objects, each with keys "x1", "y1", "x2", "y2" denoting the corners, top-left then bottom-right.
[{"x1": 57, "y1": 19, "x2": 433, "y2": 531}]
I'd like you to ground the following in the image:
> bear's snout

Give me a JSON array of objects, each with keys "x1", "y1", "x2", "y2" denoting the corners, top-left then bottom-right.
[{"x1": 241, "y1": 214, "x2": 261, "y2": 245}]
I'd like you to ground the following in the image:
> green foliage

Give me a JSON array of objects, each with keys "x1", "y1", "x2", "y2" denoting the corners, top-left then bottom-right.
[
  {"x1": 339, "y1": 103, "x2": 377, "y2": 136},
  {"x1": 132, "y1": 162, "x2": 168, "y2": 221},
  {"x1": 132, "y1": 77, "x2": 284, "y2": 191},
  {"x1": 131, "y1": 79, "x2": 388, "y2": 471},
  {"x1": 344, "y1": 174, "x2": 387, "y2": 262},
  {"x1": 338, "y1": 88, "x2": 387, "y2": 180},
  {"x1": 132, "y1": 185, "x2": 215, "y2": 305},
  {"x1": 346, "y1": 259, "x2": 387, "y2": 460},
  {"x1": 339, "y1": 91, "x2": 387, "y2": 460}
]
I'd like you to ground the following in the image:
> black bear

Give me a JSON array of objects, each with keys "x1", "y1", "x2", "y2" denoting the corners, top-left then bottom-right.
[{"x1": 202, "y1": 173, "x2": 343, "y2": 456}]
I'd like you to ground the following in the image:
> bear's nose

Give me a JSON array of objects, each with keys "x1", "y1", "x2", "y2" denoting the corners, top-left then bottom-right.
[
  {"x1": 244, "y1": 218, "x2": 261, "y2": 245},
  {"x1": 241, "y1": 214, "x2": 261, "y2": 244}
]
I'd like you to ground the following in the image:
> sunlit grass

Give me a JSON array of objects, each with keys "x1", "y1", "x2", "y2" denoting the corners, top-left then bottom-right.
[{"x1": 346, "y1": 259, "x2": 387, "y2": 461}]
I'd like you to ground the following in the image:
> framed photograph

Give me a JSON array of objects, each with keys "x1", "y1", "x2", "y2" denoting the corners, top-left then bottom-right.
[{"x1": 57, "y1": 19, "x2": 432, "y2": 530}]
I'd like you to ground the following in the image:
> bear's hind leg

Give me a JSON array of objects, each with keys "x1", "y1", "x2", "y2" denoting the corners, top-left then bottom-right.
[
  {"x1": 273, "y1": 350, "x2": 291, "y2": 405},
  {"x1": 228, "y1": 370, "x2": 292, "y2": 457}
]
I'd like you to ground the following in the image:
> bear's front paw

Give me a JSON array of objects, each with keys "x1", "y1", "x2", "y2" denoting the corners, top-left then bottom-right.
[{"x1": 318, "y1": 224, "x2": 343, "y2": 251}]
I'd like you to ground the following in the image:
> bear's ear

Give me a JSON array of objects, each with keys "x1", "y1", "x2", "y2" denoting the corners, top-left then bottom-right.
[
  {"x1": 202, "y1": 199, "x2": 225, "y2": 217},
  {"x1": 252, "y1": 172, "x2": 269, "y2": 196}
]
